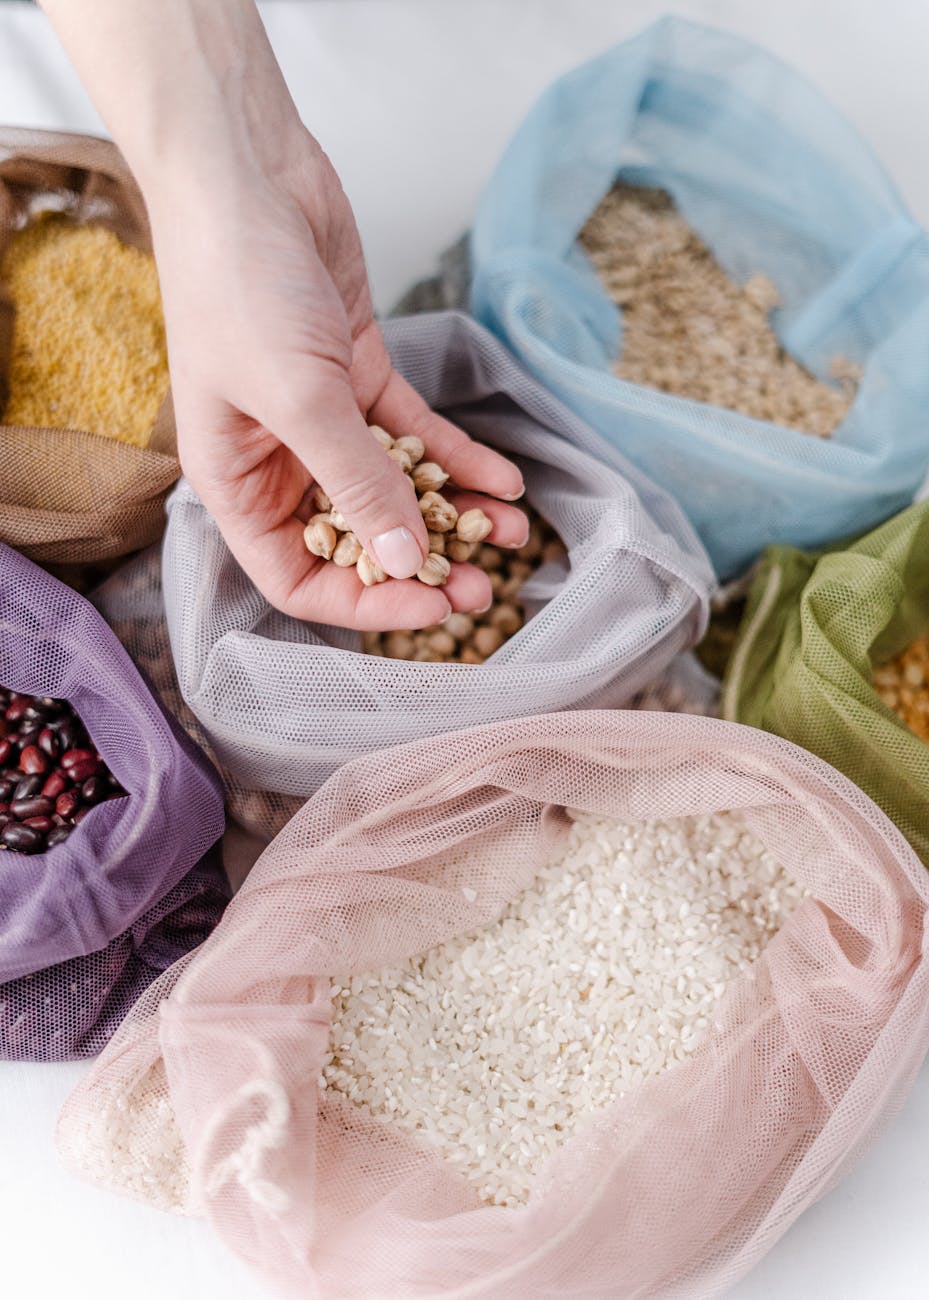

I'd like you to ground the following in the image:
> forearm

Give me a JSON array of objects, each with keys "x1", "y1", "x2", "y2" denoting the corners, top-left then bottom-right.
[{"x1": 38, "y1": 0, "x2": 301, "y2": 200}]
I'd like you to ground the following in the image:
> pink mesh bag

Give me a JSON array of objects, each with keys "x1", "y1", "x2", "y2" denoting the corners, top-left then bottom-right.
[{"x1": 59, "y1": 711, "x2": 929, "y2": 1297}]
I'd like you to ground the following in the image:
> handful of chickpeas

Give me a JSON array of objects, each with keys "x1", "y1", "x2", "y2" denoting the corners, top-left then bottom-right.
[{"x1": 363, "y1": 513, "x2": 566, "y2": 664}]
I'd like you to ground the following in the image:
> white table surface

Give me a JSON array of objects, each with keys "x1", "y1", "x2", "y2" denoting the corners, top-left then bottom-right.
[{"x1": 3, "y1": 2, "x2": 929, "y2": 1297}]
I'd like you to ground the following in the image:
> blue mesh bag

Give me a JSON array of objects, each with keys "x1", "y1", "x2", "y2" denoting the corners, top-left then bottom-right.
[{"x1": 470, "y1": 17, "x2": 929, "y2": 579}]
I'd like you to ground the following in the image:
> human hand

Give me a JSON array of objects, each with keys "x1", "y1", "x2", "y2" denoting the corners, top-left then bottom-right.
[
  {"x1": 150, "y1": 132, "x2": 527, "y2": 630},
  {"x1": 40, "y1": 0, "x2": 527, "y2": 630}
]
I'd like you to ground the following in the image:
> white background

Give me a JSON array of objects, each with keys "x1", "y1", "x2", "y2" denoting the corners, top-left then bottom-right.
[{"x1": 2, "y1": 2, "x2": 929, "y2": 1297}]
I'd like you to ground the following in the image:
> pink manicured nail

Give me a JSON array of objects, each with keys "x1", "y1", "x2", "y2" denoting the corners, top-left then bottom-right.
[{"x1": 371, "y1": 527, "x2": 423, "y2": 579}]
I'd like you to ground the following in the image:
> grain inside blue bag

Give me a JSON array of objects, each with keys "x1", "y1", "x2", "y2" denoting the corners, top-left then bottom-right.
[{"x1": 470, "y1": 17, "x2": 929, "y2": 580}]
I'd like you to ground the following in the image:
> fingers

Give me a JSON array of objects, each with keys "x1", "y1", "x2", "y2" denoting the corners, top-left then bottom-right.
[
  {"x1": 267, "y1": 362, "x2": 428, "y2": 579},
  {"x1": 366, "y1": 370, "x2": 525, "y2": 501},
  {"x1": 444, "y1": 491, "x2": 529, "y2": 548}
]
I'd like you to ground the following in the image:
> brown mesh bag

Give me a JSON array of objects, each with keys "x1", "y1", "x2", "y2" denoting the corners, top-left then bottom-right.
[{"x1": 0, "y1": 128, "x2": 178, "y2": 573}]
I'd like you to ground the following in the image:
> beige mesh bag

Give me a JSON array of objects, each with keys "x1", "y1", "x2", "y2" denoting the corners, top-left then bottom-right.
[
  {"x1": 0, "y1": 128, "x2": 178, "y2": 577},
  {"x1": 59, "y1": 710, "x2": 929, "y2": 1298}
]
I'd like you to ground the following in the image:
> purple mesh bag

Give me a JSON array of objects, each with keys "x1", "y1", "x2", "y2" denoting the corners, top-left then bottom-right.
[{"x1": 0, "y1": 543, "x2": 227, "y2": 1059}]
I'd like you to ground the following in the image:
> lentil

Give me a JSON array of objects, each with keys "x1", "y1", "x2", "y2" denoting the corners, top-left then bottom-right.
[
  {"x1": 1, "y1": 214, "x2": 168, "y2": 445},
  {"x1": 579, "y1": 184, "x2": 858, "y2": 435}
]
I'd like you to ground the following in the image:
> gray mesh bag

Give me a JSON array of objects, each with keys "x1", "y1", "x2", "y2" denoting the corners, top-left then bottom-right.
[{"x1": 161, "y1": 312, "x2": 713, "y2": 797}]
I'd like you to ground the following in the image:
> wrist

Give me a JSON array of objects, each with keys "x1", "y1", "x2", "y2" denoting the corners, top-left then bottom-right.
[{"x1": 40, "y1": 0, "x2": 304, "y2": 205}]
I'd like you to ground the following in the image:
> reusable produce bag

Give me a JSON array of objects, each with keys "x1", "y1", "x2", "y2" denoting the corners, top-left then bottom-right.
[
  {"x1": 59, "y1": 710, "x2": 929, "y2": 1298},
  {"x1": 469, "y1": 17, "x2": 929, "y2": 579},
  {"x1": 160, "y1": 311, "x2": 713, "y2": 798},
  {"x1": 721, "y1": 499, "x2": 929, "y2": 865},
  {"x1": 0, "y1": 128, "x2": 178, "y2": 572},
  {"x1": 0, "y1": 542, "x2": 227, "y2": 1059}
]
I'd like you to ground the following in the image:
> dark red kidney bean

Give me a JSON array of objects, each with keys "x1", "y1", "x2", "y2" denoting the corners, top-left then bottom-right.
[
  {"x1": 0, "y1": 780, "x2": 13, "y2": 802},
  {"x1": 66, "y1": 758, "x2": 99, "y2": 783},
  {"x1": 61, "y1": 748, "x2": 95, "y2": 770},
  {"x1": 0, "y1": 739, "x2": 12, "y2": 765},
  {"x1": 0, "y1": 812, "x2": 12, "y2": 830},
  {"x1": 45, "y1": 826, "x2": 72, "y2": 848},
  {"x1": 1, "y1": 822, "x2": 42, "y2": 852},
  {"x1": 41, "y1": 771, "x2": 68, "y2": 800},
  {"x1": 13, "y1": 773, "x2": 45, "y2": 800},
  {"x1": 10, "y1": 795, "x2": 54, "y2": 819},
  {"x1": 80, "y1": 776, "x2": 106, "y2": 806},
  {"x1": 38, "y1": 727, "x2": 59, "y2": 759},
  {"x1": 23, "y1": 816, "x2": 53, "y2": 834},
  {"x1": 18, "y1": 745, "x2": 48, "y2": 775},
  {"x1": 4, "y1": 699, "x2": 28, "y2": 723},
  {"x1": 55, "y1": 791, "x2": 80, "y2": 820}
]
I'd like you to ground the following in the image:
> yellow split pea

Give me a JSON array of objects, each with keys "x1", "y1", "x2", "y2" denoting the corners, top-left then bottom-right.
[{"x1": 1, "y1": 215, "x2": 169, "y2": 446}]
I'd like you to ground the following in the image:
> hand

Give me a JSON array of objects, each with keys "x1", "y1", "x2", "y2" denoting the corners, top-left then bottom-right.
[
  {"x1": 39, "y1": 0, "x2": 527, "y2": 630},
  {"x1": 151, "y1": 132, "x2": 527, "y2": 630}
]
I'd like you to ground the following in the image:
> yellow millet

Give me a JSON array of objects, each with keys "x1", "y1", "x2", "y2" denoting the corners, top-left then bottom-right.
[
  {"x1": 873, "y1": 632, "x2": 929, "y2": 743},
  {"x1": 1, "y1": 215, "x2": 168, "y2": 446}
]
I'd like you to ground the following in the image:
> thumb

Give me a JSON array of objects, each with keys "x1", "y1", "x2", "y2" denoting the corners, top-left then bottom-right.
[{"x1": 270, "y1": 366, "x2": 428, "y2": 579}]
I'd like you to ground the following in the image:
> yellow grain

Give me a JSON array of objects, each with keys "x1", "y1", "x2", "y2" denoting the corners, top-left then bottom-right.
[{"x1": 1, "y1": 215, "x2": 168, "y2": 446}]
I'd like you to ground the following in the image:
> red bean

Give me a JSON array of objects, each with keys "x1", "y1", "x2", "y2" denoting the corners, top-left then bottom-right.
[
  {"x1": 10, "y1": 795, "x2": 54, "y2": 820},
  {"x1": 55, "y1": 791, "x2": 81, "y2": 820},
  {"x1": 1, "y1": 822, "x2": 41, "y2": 852},
  {"x1": 38, "y1": 727, "x2": 59, "y2": 759},
  {"x1": 0, "y1": 739, "x2": 11, "y2": 766},
  {"x1": 19, "y1": 745, "x2": 48, "y2": 775},
  {"x1": 66, "y1": 758, "x2": 99, "y2": 783},
  {"x1": 61, "y1": 748, "x2": 96, "y2": 771},
  {"x1": 4, "y1": 699, "x2": 28, "y2": 724},
  {"x1": 23, "y1": 816, "x2": 53, "y2": 834},
  {"x1": 41, "y1": 771, "x2": 68, "y2": 800},
  {"x1": 45, "y1": 826, "x2": 72, "y2": 848}
]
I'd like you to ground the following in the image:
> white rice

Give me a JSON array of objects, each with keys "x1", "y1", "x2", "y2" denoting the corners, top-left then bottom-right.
[{"x1": 321, "y1": 810, "x2": 805, "y2": 1207}]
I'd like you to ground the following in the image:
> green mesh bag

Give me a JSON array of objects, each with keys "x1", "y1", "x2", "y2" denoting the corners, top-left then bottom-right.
[{"x1": 721, "y1": 499, "x2": 929, "y2": 864}]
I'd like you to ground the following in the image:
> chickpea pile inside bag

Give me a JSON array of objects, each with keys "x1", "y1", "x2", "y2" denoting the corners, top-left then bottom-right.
[
  {"x1": 468, "y1": 17, "x2": 929, "y2": 579},
  {"x1": 58, "y1": 710, "x2": 929, "y2": 1298},
  {"x1": 722, "y1": 499, "x2": 929, "y2": 866},
  {"x1": 156, "y1": 311, "x2": 713, "y2": 802},
  {"x1": 0, "y1": 128, "x2": 178, "y2": 581},
  {"x1": 0, "y1": 542, "x2": 227, "y2": 1060}
]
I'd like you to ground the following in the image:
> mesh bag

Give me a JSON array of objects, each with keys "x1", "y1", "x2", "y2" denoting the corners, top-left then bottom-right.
[
  {"x1": 92, "y1": 544, "x2": 304, "y2": 843},
  {"x1": 469, "y1": 17, "x2": 929, "y2": 580},
  {"x1": 0, "y1": 128, "x2": 178, "y2": 575},
  {"x1": 721, "y1": 499, "x2": 929, "y2": 865},
  {"x1": 58, "y1": 709, "x2": 929, "y2": 1297},
  {"x1": 161, "y1": 311, "x2": 712, "y2": 799},
  {"x1": 0, "y1": 542, "x2": 227, "y2": 1059}
]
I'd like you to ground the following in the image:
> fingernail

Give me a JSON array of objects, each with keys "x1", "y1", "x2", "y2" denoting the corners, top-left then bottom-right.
[
  {"x1": 473, "y1": 597, "x2": 493, "y2": 614},
  {"x1": 502, "y1": 482, "x2": 525, "y2": 501},
  {"x1": 371, "y1": 527, "x2": 423, "y2": 579}
]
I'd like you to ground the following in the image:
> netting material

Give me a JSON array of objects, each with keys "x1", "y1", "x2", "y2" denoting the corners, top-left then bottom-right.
[
  {"x1": 721, "y1": 499, "x2": 929, "y2": 866},
  {"x1": 59, "y1": 710, "x2": 929, "y2": 1298},
  {"x1": 161, "y1": 311, "x2": 712, "y2": 798},
  {"x1": 0, "y1": 128, "x2": 178, "y2": 573},
  {"x1": 0, "y1": 541, "x2": 227, "y2": 1058},
  {"x1": 469, "y1": 17, "x2": 929, "y2": 580}
]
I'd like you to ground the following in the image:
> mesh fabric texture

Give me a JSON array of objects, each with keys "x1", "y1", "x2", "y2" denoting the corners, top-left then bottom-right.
[
  {"x1": 722, "y1": 499, "x2": 929, "y2": 865},
  {"x1": 93, "y1": 545, "x2": 304, "y2": 844},
  {"x1": 161, "y1": 311, "x2": 712, "y2": 798},
  {"x1": 0, "y1": 128, "x2": 178, "y2": 573},
  {"x1": 469, "y1": 17, "x2": 929, "y2": 580},
  {"x1": 59, "y1": 710, "x2": 929, "y2": 1298},
  {"x1": 0, "y1": 542, "x2": 227, "y2": 1057}
]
